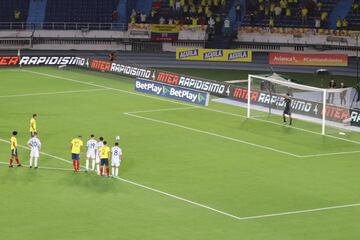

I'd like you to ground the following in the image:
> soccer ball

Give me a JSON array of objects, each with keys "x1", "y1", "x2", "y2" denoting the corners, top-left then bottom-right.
[{"x1": 115, "y1": 136, "x2": 120, "y2": 140}]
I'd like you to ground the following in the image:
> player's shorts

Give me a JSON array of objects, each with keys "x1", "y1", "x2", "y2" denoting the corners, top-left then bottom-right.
[
  {"x1": 111, "y1": 159, "x2": 121, "y2": 167},
  {"x1": 72, "y1": 153, "x2": 80, "y2": 160},
  {"x1": 11, "y1": 149, "x2": 18, "y2": 157},
  {"x1": 86, "y1": 151, "x2": 96, "y2": 159},
  {"x1": 100, "y1": 159, "x2": 109, "y2": 166},
  {"x1": 283, "y1": 107, "x2": 291, "y2": 115},
  {"x1": 30, "y1": 149, "x2": 39, "y2": 158}
]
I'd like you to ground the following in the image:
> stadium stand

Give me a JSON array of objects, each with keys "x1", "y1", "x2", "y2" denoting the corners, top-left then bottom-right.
[
  {"x1": 43, "y1": 0, "x2": 119, "y2": 30},
  {"x1": 241, "y1": 0, "x2": 338, "y2": 29},
  {"x1": 128, "y1": 0, "x2": 232, "y2": 30},
  {"x1": 0, "y1": 0, "x2": 29, "y2": 29},
  {"x1": 346, "y1": 0, "x2": 360, "y2": 30},
  {"x1": 45, "y1": 0, "x2": 118, "y2": 23},
  {"x1": 0, "y1": 0, "x2": 358, "y2": 32}
]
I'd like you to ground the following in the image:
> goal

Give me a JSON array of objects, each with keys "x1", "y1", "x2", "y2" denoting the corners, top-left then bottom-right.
[{"x1": 246, "y1": 74, "x2": 352, "y2": 135}]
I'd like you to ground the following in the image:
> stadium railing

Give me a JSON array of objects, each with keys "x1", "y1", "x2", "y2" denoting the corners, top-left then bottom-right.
[{"x1": 0, "y1": 22, "x2": 128, "y2": 31}]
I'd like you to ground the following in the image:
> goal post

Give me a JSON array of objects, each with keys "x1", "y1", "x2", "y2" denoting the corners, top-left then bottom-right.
[{"x1": 246, "y1": 74, "x2": 350, "y2": 135}]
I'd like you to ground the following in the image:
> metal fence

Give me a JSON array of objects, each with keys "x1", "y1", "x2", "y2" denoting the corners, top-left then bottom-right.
[{"x1": 0, "y1": 22, "x2": 127, "y2": 31}]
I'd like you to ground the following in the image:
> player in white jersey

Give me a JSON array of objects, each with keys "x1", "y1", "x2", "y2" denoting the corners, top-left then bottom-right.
[
  {"x1": 111, "y1": 142, "x2": 122, "y2": 177},
  {"x1": 85, "y1": 134, "x2": 97, "y2": 173},
  {"x1": 95, "y1": 137, "x2": 104, "y2": 175},
  {"x1": 27, "y1": 132, "x2": 41, "y2": 169}
]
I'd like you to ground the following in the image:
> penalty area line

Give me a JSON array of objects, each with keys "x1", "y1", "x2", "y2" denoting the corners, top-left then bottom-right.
[
  {"x1": 125, "y1": 106, "x2": 198, "y2": 114},
  {"x1": 300, "y1": 150, "x2": 360, "y2": 158},
  {"x1": 237, "y1": 202, "x2": 360, "y2": 220},
  {"x1": 125, "y1": 109, "x2": 360, "y2": 158},
  {"x1": 0, "y1": 161, "x2": 75, "y2": 172}
]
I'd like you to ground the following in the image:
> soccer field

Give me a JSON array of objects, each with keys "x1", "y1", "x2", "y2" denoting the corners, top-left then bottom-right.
[{"x1": 1, "y1": 66, "x2": 360, "y2": 240}]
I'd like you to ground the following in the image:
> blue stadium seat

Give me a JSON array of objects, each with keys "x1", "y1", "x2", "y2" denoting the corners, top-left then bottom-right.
[
  {"x1": 45, "y1": 0, "x2": 117, "y2": 24},
  {"x1": 0, "y1": 0, "x2": 29, "y2": 26}
]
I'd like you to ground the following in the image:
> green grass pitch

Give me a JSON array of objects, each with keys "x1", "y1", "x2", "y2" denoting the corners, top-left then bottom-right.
[{"x1": 1, "y1": 67, "x2": 360, "y2": 240}]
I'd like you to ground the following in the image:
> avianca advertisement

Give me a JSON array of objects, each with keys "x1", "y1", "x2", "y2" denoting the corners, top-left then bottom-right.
[{"x1": 269, "y1": 53, "x2": 348, "y2": 67}]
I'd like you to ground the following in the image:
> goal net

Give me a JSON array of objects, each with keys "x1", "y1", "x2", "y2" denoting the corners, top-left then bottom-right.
[{"x1": 246, "y1": 74, "x2": 353, "y2": 135}]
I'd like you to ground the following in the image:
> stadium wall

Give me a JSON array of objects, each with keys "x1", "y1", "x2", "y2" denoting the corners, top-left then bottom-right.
[{"x1": 0, "y1": 50, "x2": 357, "y2": 77}]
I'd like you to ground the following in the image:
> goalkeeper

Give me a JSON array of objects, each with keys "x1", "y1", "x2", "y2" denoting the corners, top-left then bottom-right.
[{"x1": 283, "y1": 93, "x2": 292, "y2": 125}]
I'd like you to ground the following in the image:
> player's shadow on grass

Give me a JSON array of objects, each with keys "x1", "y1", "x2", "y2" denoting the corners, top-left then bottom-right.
[
  {"x1": 0, "y1": 165, "x2": 41, "y2": 185},
  {"x1": 63, "y1": 172, "x2": 119, "y2": 194}
]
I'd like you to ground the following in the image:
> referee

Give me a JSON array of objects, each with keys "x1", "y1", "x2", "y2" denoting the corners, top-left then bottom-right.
[{"x1": 283, "y1": 93, "x2": 292, "y2": 125}]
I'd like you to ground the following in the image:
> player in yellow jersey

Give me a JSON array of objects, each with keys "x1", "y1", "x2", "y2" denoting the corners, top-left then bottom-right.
[
  {"x1": 99, "y1": 141, "x2": 111, "y2": 177},
  {"x1": 9, "y1": 131, "x2": 22, "y2": 168},
  {"x1": 30, "y1": 114, "x2": 37, "y2": 137},
  {"x1": 70, "y1": 135, "x2": 83, "y2": 172}
]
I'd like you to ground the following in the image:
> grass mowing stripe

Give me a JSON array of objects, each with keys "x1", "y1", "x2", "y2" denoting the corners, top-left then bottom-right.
[
  {"x1": 126, "y1": 106, "x2": 198, "y2": 114},
  {"x1": 0, "y1": 138, "x2": 243, "y2": 220},
  {"x1": 0, "y1": 139, "x2": 77, "y2": 167},
  {"x1": 0, "y1": 161, "x2": 74, "y2": 171},
  {"x1": 23, "y1": 69, "x2": 360, "y2": 146},
  {"x1": 20, "y1": 69, "x2": 194, "y2": 107},
  {"x1": 208, "y1": 107, "x2": 360, "y2": 146},
  {"x1": 125, "y1": 107, "x2": 359, "y2": 157},
  {"x1": 0, "y1": 88, "x2": 108, "y2": 98},
  {"x1": 124, "y1": 112, "x2": 302, "y2": 158},
  {"x1": 20, "y1": 69, "x2": 360, "y2": 157},
  {"x1": 2, "y1": 143, "x2": 360, "y2": 222}
]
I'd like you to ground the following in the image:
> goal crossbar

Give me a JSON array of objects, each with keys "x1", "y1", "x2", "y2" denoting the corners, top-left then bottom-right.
[{"x1": 247, "y1": 74, "x2": 329, "y2": 135}]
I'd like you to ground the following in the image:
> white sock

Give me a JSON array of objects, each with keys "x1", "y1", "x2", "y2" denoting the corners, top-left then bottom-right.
[
  {"x1": 86, "y1": 159, "x2": 89, "y2": 170},
  {"x1": 91, "y1": 160, "x2": 95, "y2": 170},
  {"x1": 29, "y1": 157, "x2": 33, "y2": 167},
  {"x1": 115, "y1": 168, "x2": 118, "y2": 177},
  {"x1": 34, "y1": 157, "x2": 38, "y2": 167},
  {"x1": 112, "y1": 167, "x2": 115, "y2": 176},
  {"x1": 96, "y1": 164, "x2": 100, "y2": 175}
]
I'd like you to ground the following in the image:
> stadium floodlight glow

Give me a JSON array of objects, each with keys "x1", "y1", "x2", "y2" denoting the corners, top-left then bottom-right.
[{"x1": 247, "y1": 74, "x2": 351, "y2": 135}]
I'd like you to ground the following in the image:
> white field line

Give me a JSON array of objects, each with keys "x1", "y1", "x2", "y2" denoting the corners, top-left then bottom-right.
[
  {"x1": 236, "y1": 203, "x2": 360, "y2": 220},
  {"x1": 124, "y1": 112, "x2": 302, "y2": 158},
  {"x1": 1, "y1": 138, "x2": 360, "y2": 221},
  {"x1": 251, "y1": 115, "x2": 360, "y2": 145},
  {"x1": 126, "y1": 106, "x2": 360, "y2": 158},
  {"x1": 20, "y1": 69, "x2": 194, "y2": 106},
  {"x1": 1, "y1": 70, "x2": 359, "y2": 218},
  {"x1": 300, "y1": 150, "x2": 360, "y2": 158},
  {"x1": 0, "y1": 88, "x2": 108, "y2": 98},
  {"x1": 0, "y1": 161, "x2": 74, "y2": 172},
  {"x1": 209, "y1": 107, "x2": 360, "y2": 146},
  {"x1": 0, "y1": 139, "x2": 77, "y2": 166},
  {"x1": 20, "y1": 70, "x2": 360, "y2": 158},
  {"x1": 125, "y1": 106, "x2": 198, "y2": 114},
  {"x1": 22, "y1": 69, "x2": 360, "y2": 146}
]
